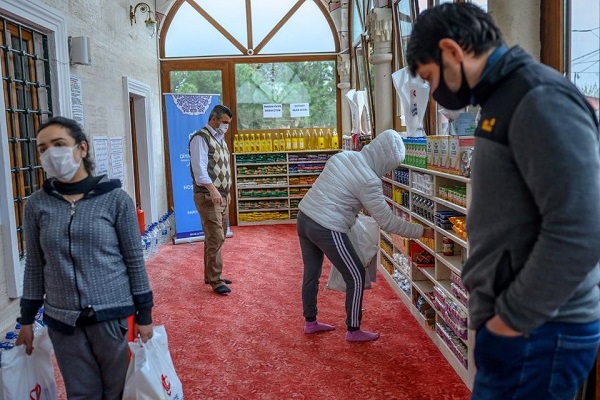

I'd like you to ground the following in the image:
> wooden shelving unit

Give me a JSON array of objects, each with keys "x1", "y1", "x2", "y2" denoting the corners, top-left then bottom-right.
[
  {"x1": 379, "y1": 163, "x2": 474, "y2": 388},
  {"x1": 234, "y1": 150, "x2": 338, "y2": 226}
]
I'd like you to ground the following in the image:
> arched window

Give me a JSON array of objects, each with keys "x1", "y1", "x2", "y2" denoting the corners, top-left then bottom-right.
[{"x1": 162, "y1": 0, "x2": 338, "y2": 58}]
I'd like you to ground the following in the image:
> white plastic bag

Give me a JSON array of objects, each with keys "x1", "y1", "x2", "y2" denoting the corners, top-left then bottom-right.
[
  {"x1": 392, "y1": 67, "x2": 430, "y2": 137},
  {"x1": 0, "y1": 325, "x2": 58, "y2": 400},
  {"x1": 122, "y1": 325, "x2": 183, "y2": 400},
  {"x1": 348, "y1": 213, "x2": 380, "y2": 266},
  {"x1": 326, "y1": 214, "x2": 380, "y2": 292}
]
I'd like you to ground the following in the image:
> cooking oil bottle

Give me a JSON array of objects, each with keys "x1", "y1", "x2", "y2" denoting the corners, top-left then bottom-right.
[
  {"x1": 292, "y1": 130, "x2": 299, "y2": 150},
  {"x1": 331, "y1": 128, "x2": 339, "y2": 149},
  {"x1": 298, "y1": 129, "x2": 306, "y2": 150},
  {"x1": 284, "y1": 130, "x2": 291, "y2": 151},
  {"x1": 266, "y1": 132, "x2": 273, "y2": 152},
  {"x1": 318, "y1": 128, "x2": 325, "y2": 150}
]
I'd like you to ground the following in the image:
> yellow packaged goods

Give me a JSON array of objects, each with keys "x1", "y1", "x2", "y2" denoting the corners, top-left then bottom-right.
[
  {"x1": 452, "y1": 225, "x2": 467, "y2": 241},
  {"x1": 448, "y1": 216, "x2": 466, "y2": 229}
]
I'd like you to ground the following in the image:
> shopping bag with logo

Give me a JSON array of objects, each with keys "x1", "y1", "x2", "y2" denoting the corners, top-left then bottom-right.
[
  {"x1": 0, "y1": 325, "x2": 58, "y2": 400},
  {"x1": 122, "y1": 325, "x2": 183, "y2": 400},
  {"x1": 326, "y1": 213, "x2": 380, "y2": 292}
]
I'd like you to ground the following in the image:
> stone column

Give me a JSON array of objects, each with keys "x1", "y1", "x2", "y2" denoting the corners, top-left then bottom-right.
[
  {"x1": 368, "y1": 7, "x2": 393, "y2": 133},
  {"x1": 337, "y1": 53, "x2": 352, "y2": 137}
]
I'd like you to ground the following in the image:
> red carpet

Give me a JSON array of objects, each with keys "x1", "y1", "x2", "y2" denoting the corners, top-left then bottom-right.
[
  {"x1": 55, "y1": 224, "x2": 470, "y2": 399},
  {"x1": 149, "y1": 224, "x2": 469, "y2": 399}
]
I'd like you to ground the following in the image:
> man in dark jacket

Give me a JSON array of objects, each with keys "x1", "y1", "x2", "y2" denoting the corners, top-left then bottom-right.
[{"x1": 407, "y1": 3, "x2": 600, "y2": 399}]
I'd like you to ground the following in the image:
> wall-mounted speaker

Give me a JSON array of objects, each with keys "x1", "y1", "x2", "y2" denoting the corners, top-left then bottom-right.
[{"x1": 69, "y1": 36, "x2": 92, "y2": 65}]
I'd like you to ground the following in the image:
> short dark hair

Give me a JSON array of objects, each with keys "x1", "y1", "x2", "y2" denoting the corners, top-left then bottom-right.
[
  {"x1": 407, "y1": 3, "x2": 504, "y2": 75},
  {"x1": 209, "y1": 105, "x2": 232, "y2": 121},
  {"x1": 37, "y1": 116, "x2": 95, "y2": 175}
]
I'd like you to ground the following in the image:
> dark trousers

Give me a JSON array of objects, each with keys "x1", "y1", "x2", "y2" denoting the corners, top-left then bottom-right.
[
  {"x1": 297, "y1": 211, "x2": 365, "y2": 329},
  {"x1": 48, "y1": 318, "x2": 129, "y2": 400},
  {"x1": 471, "y1": 319, "x2": 600, "y2": 400}
]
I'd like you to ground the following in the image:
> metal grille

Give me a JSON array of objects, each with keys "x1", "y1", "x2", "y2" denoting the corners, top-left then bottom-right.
[{"x1": 0, "y1": 17, "x2": 53, "y2": 259}]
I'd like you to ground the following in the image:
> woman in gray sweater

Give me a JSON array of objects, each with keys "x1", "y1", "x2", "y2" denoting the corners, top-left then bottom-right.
[{"x1": 15, "y1": 117, "x2": 154, "y2": 400}]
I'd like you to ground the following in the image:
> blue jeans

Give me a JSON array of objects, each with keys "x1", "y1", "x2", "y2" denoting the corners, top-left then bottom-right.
[{"x1": 471, "y1": 319, "x2": 600, "y2": 400}]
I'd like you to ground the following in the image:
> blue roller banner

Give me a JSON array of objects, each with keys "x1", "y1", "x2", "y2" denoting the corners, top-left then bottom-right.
[{"x1": 164, "y1": 93, "x2": 220, "y2": 242}]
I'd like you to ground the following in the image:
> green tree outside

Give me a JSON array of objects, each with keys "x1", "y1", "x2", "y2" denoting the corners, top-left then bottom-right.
[{"x1": 169, "y1": 61, "x2": 337, "y2": 130}]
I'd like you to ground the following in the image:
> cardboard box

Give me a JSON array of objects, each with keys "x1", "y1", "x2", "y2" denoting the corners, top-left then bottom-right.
[
  {"x1": 426, "y1": 137, "x2": 434, "y2": 168},
  {"x1": 439, "y1": 136, "x2": 449, "y2": 171},
  {"x1": 432, "y1": 136, "x2": 440, "y2": 170},
  {"x1": 448, "y1": 136, "x2": 460, "y2": 174}
]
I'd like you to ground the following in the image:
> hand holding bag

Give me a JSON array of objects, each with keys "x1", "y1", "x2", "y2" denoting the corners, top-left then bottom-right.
[
  {"x1": 0, "y1": 325, "x2": 58, "y2": 400},
  {"x1": 122, "y1": 325, "x2": 183, "y2": 400}
]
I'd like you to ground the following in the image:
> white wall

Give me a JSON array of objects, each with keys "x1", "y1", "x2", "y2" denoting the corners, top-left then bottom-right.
[
  {"x1": 0, "y1": 0, "x2": 167, "y2": 334},
  {"x1": 488, "y1": 0, "x2": 541, "y2": 61}
]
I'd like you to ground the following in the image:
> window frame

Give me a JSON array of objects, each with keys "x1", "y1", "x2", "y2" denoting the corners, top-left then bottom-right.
[
  {"x1": 0, "y1": 0, "x2": 70, "y2": 299},
  {"x1": 160, "y1": 0, "x2": 339, "y2": 58}
]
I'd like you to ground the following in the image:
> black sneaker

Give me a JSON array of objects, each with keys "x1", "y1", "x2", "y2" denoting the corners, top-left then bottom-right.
[{"x1": 214, "y1": 285, "x2": 231, "y2": 295}]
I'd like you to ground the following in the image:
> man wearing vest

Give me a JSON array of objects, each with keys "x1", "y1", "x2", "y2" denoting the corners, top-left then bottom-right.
[
  {"x1": 408, "y1": 3, "x2": 600, "y2": 399},
  {"x1": 189, "y1": 105, "x2": 234, "y2": 295}
]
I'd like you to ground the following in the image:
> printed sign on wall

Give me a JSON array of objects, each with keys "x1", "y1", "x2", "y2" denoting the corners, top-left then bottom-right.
[
  {"x1": 290, "y1": 103, "x2": 310, "y2": 117},
  {"x1": 263, "y1": 103, "x2": 283, "y2": 118}
]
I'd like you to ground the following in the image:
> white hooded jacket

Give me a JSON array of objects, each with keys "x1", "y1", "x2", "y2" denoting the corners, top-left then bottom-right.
[{"x1": 298, "y1": 129, "x2": 424, "y2": 238}]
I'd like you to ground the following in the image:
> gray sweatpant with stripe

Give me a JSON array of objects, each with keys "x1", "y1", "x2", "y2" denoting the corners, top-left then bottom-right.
[{"x1": 297, "y1": 211, "x2": 365, "y2": 330}]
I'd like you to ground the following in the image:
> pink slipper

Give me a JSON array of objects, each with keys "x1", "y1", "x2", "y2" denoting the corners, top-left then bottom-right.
[
  {"x1": 304, "y1": 321, "x2": 335, "y2": 334},
  {"x1": 346, "y1": 330, "x2": 380, "y2": 342}
]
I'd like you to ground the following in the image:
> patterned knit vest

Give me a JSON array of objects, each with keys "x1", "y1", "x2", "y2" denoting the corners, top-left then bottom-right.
[{"x1": 189, "y1": 127, "x2": 232, "y2": 195}]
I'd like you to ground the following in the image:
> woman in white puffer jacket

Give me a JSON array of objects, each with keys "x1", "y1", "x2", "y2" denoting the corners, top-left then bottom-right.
[{"x1": 297, "y1": 129, "x2": 433, "y2": 342}]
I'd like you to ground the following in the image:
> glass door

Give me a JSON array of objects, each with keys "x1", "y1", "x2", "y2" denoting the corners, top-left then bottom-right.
[{"x1": 161, "y1": 61, "x2": 235, "y2": 221}]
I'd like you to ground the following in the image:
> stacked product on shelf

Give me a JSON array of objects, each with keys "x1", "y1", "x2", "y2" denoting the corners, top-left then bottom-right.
[
  {"x1": 234, "y1": 150, "x2": 337, "y2": 225},
  {"x1": 403, "y1": 137, "x2": 427, "y2": 168},
  {"x1": 234, "y1": 128, "x2": 340, "y2": 153},
  {"x1": 426, "y1": 135, "x2": 475, "y2": 176},
  {"x1": 378, "y1": 159, "x2": 472, "y2": 386}
]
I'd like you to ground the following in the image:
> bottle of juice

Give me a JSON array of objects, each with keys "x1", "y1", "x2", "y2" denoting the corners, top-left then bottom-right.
[
  {"x1": 331, "y1": 128, "x2": 339, "y2": 149},
  {"x1": 250, "y1": 133, "x2": 256, "y2": 152}
]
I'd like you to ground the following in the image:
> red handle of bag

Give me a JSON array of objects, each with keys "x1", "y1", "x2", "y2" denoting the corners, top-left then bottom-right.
[{"x1": 127, "y1": 315, "x2": 135, "y2": 360}]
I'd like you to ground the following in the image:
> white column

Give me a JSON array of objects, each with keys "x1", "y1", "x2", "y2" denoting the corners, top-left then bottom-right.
[
  {"x1": 368, "y1": 7, "x2": 393, "y2": 133},
  {"x1": 337, "y1": 54, "x2": 352, "y2": 137}
]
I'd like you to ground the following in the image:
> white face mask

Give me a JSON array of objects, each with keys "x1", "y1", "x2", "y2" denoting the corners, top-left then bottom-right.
[
  {"x1": 218, "y1": 123, "x2": 229, "y2": 134},
  {"x1": 40, "y1": 145, "x2": 81, "y2": 182}
]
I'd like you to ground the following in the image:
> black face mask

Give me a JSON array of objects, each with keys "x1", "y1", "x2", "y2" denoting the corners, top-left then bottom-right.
[{"x1": 433, "y1": 62, "x2": 471, "y2": 110}]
